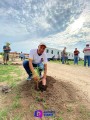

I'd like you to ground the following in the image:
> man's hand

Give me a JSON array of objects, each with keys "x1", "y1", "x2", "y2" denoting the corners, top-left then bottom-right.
[
  {"x1": 33, "y1": 75, "x2": 39, "y2": 81},
  {"x1": 43, "y1": 74, "x2": 46, "y2": 79},
  {"x1": 42, "y1": 78, "x2": 46, "y2": 85},
  {"x1": 38, "y1": 80, "x2": 47, "y2": 92},
  {"x1": 33, "y1": 73, "x2": 39, "y2": 81},
  {"x1": 29, "y1": 59, "x2": 39, "y2": 82}
]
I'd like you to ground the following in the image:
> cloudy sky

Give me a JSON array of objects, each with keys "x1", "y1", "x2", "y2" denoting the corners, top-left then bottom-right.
[{"x1": 0, "y1": 0, "x2": 90, "y2": 57}]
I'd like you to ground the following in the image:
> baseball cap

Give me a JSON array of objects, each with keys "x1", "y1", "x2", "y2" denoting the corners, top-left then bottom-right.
[
  {"x1": 39, "y1": 42, "x2": 47, "y2": 48},
  {"x1": 6, "y1": 42, "x2": 10, "y2": 45},
  {"x1": 86, "y1": 43, "x2": 89, "y2": 46}
]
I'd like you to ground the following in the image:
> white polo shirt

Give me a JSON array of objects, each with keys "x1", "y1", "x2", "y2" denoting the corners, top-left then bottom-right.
[
  {"x1": 29, "y1": 49, "x2": 47, "y2": 64},
  {"x1": 83, "y1": 47, "x2": 90, "y2": 56}
]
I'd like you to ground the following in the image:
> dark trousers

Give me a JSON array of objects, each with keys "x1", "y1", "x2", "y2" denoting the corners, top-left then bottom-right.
[
  {"x1": 74, "y1": 55, "x2": 78, "y2": 64},
  {"x1": 23, "y1": 60, "x2": 44, "y2": 77},
  {"x1": 84, "y1": 55, "x2": 90, "y2": 67}
]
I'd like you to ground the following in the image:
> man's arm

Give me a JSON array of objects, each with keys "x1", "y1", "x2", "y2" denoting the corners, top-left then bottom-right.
[
  {"x1": 43, "y1": 64, "x2": 47, "y2": 79},
  {"x1": 3, "y1": 46, "x2": 11, "y2": 51},
  {"x1": 8, "y1": 47, "x2": 11, "y2": 51},
  {"x1": 42, "y1": 64, "x2": 47, "y2": 85},
  {"x1": 29, "y1": 59, "x2": 38, "y2": 80},
  {"x1": 29, "y1": 59, "x2": 36, "y2": 75},
  {"x1": 43, "y1": 53, "x2": 47, "y2": 79},
  {"x1": 3, "y1": 46, "x2": 7, "y2": 50},
  {"x1": 83, "y1": 49, "x2": 85, "y2": 53}
]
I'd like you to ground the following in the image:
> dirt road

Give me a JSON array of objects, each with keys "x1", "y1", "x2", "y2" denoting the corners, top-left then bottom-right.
[{"x1": 47, "y1": 62, "x2": 90, "y2": 104}]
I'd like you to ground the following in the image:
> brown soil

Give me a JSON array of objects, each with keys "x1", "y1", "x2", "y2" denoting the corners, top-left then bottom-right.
[{"x1": 0, "y1": 61, "x2": 90, "y2": 120}]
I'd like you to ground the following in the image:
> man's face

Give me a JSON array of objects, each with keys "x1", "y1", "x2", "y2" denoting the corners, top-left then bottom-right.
[
  {"x1": 6, "y1": 43, "x2": 10, "y2": 47},
  {"x1": 38, "y1": 45, "x2": 46, "y2": 54},
  {"x1": 86, "y1": 44, "x2": 89, "y2": 47},
  {"x1": 64, "y1": 47, "x2": 66, "y2": 50}
]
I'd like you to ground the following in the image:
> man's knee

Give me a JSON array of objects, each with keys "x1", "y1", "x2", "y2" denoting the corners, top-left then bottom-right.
[
  {"x1": 38, "y1": 63, "x2": 44, "y2": 70},
  {"x1": 23, "y1": 60, "x2": 29, "y2": 68}
]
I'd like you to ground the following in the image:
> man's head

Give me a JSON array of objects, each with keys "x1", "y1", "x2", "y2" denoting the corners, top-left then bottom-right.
[
  {"x1": 6, "y1": 42, "x2": 10, "y2": 46},
  {"x1": 38, "y1": 43, "x2": 47, "y2": 55},
  {"x1": 64, "y1": 47, "x2": 66, "y2": 50},
  {"x1": 75, "y1": 48, "x2": 77, "y2": 50},
  {"x1": 86, "y1": 44, "x2": 89, "y2": 47}
]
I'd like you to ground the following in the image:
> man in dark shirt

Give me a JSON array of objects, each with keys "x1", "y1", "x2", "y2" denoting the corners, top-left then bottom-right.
[
  {"x1": 74, "y1": 48, "x2": 80, "y2": 64},
  {"x1": 3, "y1": 42, "x2": 11, "y2": 65}
]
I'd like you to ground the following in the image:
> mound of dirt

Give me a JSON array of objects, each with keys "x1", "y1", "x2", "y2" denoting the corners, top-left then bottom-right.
[
  {"x1": 18, "y1": 76, "x2": 80, "y2": 114},
  {"x1": 1, "y1": 75, "x2": 89, "y2": 120}
]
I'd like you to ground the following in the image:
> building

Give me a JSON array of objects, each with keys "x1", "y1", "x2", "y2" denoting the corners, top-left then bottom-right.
[
  {"x1": 9, "y1": 52, "x2": 29, "y2": 60},
  {"x1": 45, "y1": 47, "x2": 74, "y2": 60},
  {"x1": 9, "y1": 48, "x2": 74, "y2": 60}
]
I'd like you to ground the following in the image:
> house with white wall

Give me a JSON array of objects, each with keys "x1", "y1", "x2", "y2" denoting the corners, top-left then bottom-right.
[{"x1": 45, "y1": 47, "x2": 74, "y2": 60}]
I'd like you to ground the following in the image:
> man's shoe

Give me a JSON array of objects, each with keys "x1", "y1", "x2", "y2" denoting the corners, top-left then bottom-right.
[
  {"x1": 40, "y1": 74, "x2": 43, "y2": 79},
  {"x1": 4, "y1": 63, "x2": 8, "y2": 65},
  {"x1": 26, "y1": 76, "x2": 32, "y2": 81}
]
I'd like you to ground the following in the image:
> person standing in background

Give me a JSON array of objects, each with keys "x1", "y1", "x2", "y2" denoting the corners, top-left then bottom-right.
[
  {"x1": 3, "y1": 42, "x2": 11, "y2": 65},
  {"x1": 65, "y1": 52, "x2": 68, "y2": 64},
  {"x1": 61, "y1": 47, "x2": 67, "y2": 64},
  {"x1": 83, "y1": 44, "x2": 90, "y2": 67},
  {"x1": 74, "y1": 48, "x2": 80, "y2": 65},
  {"x1": 57, "y1": 53, "x2": 60, "y2": 60},
  {"x1": 19, "y1": 52, "x2": 25, "y2": 61}
]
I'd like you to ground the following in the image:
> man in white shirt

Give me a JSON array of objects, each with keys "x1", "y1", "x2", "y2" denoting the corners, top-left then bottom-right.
[
  {"x1": 23, "y1": 43, "x2": 47, "y2": 86},
  {"x1": 83, "y1": 44, "x2": 90, "y2": 67}
]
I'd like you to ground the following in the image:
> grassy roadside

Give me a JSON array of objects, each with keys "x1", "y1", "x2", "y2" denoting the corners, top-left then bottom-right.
[
  {"x1": 49, "y1": 60, "x2": 84, "y2": 66},
  {"x1": 0, "y1": 64, "x2": 24, "y2": 120},
  {"x1": 0, "y1": 64, "x2": 23, "y2": 88}
]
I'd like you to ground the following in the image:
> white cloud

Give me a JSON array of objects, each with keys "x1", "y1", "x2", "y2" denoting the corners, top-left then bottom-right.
[
  {"x1": 0, "y1": 21, "x2": 28, "y2": 36},
  {"x1": 0, "y1": 0, "x2": 90, "y2": 58}
]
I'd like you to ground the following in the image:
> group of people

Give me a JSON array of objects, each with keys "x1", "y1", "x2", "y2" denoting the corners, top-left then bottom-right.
[
  {"x1": 61, "y1": 43, "x2": 90, "y2": 67},
  {"x1": 2, "y1": 42, "x2": 90, "y2": 91},
  {"x1": 2, "y1": 42, "x2": 90, "y2": 67},
  {"x1": 2, "y1": 42, "x2": 90, "y2": 77},
  {"x1": 61, "y1": 47, "x2": 80, "y2": 65},
  {"x1": 2, "y1": 42, "x2": 48, "y2": 89}
]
